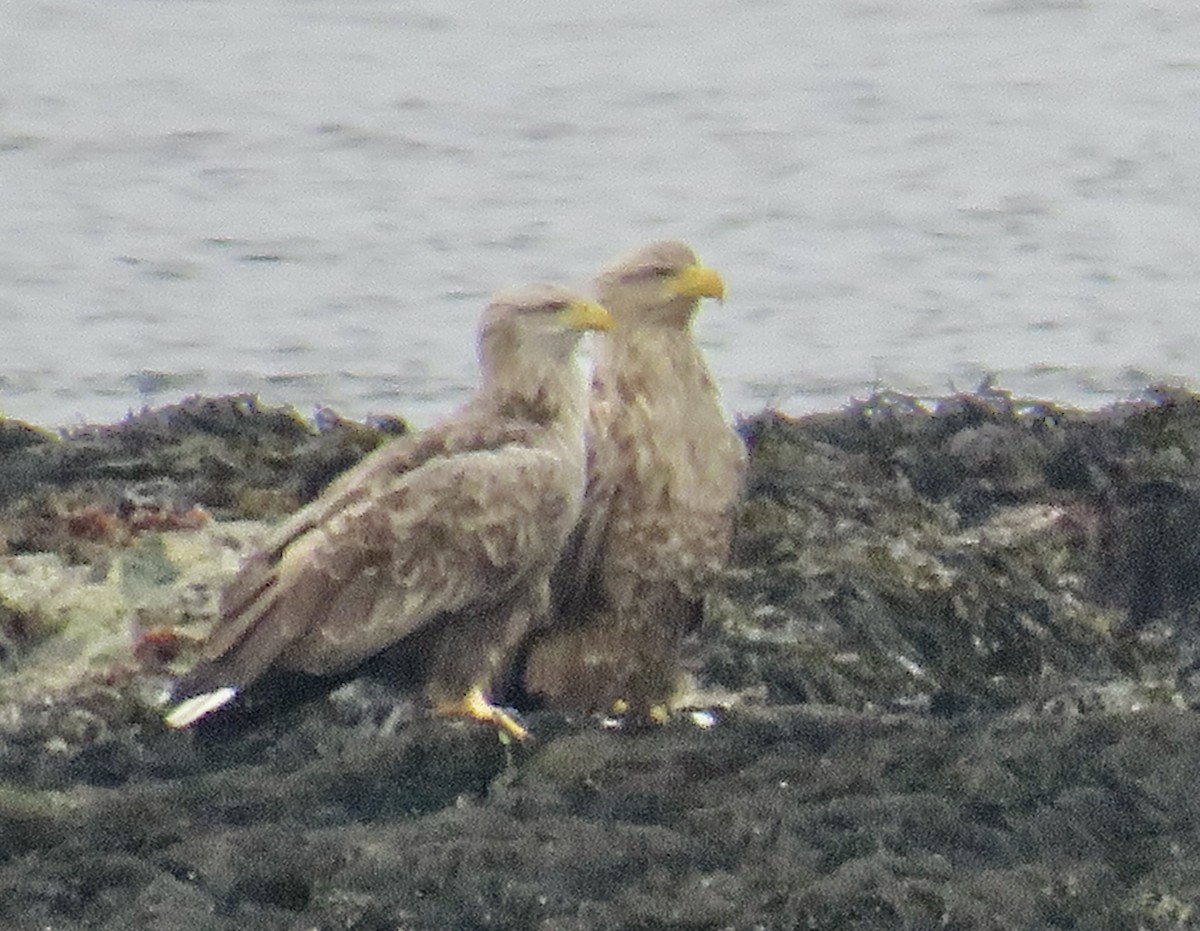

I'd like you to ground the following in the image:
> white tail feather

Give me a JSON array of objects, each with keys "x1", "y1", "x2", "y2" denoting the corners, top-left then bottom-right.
[{"x1": 163, "y1": 686, "x2": 239, "y2": 729}]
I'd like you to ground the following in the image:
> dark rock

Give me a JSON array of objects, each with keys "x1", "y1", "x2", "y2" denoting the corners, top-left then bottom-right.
[{"x1": 0, "y1": 394, "x2": 404, "y2": 524}]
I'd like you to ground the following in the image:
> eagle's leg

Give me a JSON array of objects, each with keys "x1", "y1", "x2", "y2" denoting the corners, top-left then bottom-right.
[{"x1": 435, "y1": 685, "x2": 529, "y2": 742}]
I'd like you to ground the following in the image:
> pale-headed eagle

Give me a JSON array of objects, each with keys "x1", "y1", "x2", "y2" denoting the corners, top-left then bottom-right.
[
  {"x1": 165, "y1": 286, "x2": 613, "y2": 739},
  {"x1": 521, "y1": 241, "x2": 747, "y2": 719}
]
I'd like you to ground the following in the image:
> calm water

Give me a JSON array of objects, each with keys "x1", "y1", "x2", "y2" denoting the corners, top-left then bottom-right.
[{"x1": 3, "y1": 0, "x2": 1200, "y2": 429}]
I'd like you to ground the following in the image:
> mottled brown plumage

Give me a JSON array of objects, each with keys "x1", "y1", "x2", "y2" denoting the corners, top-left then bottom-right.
[
  {"x1": 165, "y1": 286, "x2": 613, "y2": 737},
  {"x1": 521, "y1": 241, "x2": 747, "y2": 718}
]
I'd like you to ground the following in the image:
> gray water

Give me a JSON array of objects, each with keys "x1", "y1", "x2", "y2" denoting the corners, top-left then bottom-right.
[{"x1": 3, "y1": 0, "x2": 1200, "y2": 430}]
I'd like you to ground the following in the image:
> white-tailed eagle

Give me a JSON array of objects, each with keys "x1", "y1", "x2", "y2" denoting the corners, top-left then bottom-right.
[
  {"x1": 521, "y1": 241, "x2": 747, "y2": 720},
  {"x1": 165, "y1": 285, "x2": 613, "y2": 739}
]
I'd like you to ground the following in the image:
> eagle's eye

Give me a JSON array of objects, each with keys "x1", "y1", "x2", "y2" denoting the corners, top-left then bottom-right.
[{"x1": 624, "y1": 265, "x2": 675, "y2": 284}]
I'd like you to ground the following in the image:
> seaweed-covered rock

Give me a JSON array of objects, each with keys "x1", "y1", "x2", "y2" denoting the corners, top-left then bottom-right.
[
  {"x1": 3, "y1": 388, "x2": 1200, "y2": 929},
  {"x1": 704, "y1": 385, "x2": 1200, "y2": 716},
  {"x1": 0, "y1": 394, "x2": 406, "y2": 525}
]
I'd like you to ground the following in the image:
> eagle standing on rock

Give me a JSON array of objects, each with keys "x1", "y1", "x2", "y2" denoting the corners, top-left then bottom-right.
[
  {"x1": 520, "y1": 241, "x2": 747, "y2": 720},
  {"x1": 164, "y1": 285, "x2": 613, "y2": 740}
]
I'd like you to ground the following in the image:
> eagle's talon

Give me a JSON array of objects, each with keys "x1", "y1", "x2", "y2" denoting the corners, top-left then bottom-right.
[{"x1": 436, "y1": 686, "x2": 530, "y2": 742}]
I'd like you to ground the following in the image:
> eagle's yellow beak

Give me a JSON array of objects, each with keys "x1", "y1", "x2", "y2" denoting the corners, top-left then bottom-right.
[
  {"x1": 560, "y1": 299, "x2": 615, "y2": 332},
  {"x1": 668, "y1": 264, "x2": 726, "y2": 302}
]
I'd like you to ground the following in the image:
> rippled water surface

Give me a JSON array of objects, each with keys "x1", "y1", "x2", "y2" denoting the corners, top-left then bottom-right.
[{"x1": 4, "y1": 0, "x2": 1200, "y2": 428}]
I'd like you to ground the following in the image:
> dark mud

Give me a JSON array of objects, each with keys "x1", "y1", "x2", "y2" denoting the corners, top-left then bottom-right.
[{"x1": 4, "y1": 387, "x2": 1200, "y2": 930}]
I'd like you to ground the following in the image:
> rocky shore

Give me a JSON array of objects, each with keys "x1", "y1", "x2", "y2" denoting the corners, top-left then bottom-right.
[{"x1": 3, "y1": 387, "x2": 1200, "y2": 930}]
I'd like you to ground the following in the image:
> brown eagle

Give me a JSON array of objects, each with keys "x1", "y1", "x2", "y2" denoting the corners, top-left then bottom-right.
[
  {"x1": 521, "y1": 241, "x2": 747, "y2": 719},
  {"x1": 164, "y1": 285, "x2": 613, "y2": 739}
]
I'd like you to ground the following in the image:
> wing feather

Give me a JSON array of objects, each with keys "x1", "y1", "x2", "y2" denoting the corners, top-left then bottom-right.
[
  {"x1": 183, "y1": 408, "x2": 567, "y2": 691},
  {"x1": 278, "y1": 445, "x2": 576, "y2": 672},
  {"x1": 551, "y1": 391, "x2": 619, "y2": 620}
]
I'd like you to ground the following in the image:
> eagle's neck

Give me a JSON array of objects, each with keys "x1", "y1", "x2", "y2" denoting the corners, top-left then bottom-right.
[
  {"x1": 599, "y1": 326, "x2": 718, "y2": 405},
  {"x1": 482, "y1": 353, "x2": 589, "y2": 462},
  {"x1": 594, "y1": 325, "x2": 739, "y2": 513}
]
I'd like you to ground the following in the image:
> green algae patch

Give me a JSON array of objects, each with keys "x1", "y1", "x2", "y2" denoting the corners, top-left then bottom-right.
[{"x1": 0, "y1": 523, "x2": 266, "y2": 714}]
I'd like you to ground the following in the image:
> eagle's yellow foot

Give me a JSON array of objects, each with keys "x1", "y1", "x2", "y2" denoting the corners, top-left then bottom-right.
[
  {"x1": 609, "y1": 699, "x2": 671, "y2": 726},
  {"x1": 436, "y1": 686, "x2": 529, "y2": 742}
]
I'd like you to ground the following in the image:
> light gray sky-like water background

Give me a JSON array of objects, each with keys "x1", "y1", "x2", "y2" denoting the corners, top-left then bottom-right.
[{"x1": 3, "y1": 0, "x2": 1200, "y2": 430}]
